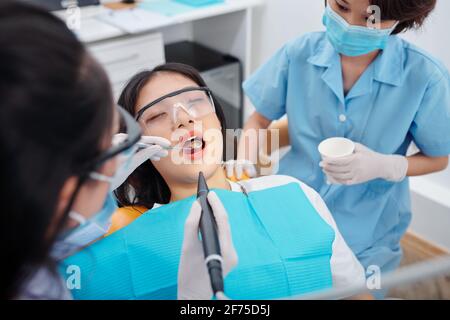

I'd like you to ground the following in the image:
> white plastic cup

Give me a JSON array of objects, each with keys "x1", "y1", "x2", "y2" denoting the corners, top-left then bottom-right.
[
  {"x1": 318, "y1": 137, "x2": 355, "y2": 160},
  {"x1": 318, "y1": 138, "x2": 355, "y2": 185}
]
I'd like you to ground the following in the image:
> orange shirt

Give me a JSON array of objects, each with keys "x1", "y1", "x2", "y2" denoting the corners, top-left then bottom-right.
[{"x1": 106, "y1": 206, "x2": 147, "y2": 237}]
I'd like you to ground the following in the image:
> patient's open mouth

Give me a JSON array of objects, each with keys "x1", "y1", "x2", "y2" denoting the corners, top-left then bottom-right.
[
  {"x1": 183, "y1": 136, "x2": 205, "y2": 154},
  {"x1": 179, "y1": 131, "x2": 206, "y2": 159}
]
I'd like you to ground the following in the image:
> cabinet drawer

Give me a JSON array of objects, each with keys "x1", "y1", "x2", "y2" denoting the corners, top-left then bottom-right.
[
  {"x1": 89, "y1": 33, "x2": 164, "y2": 68},
  {"x1": 107, "y1": 58, "x2": 163, "y2": 85},
  {"x1": 88, "y1": 33, "x2": 165, "y2": 99},
  {"x1": 109, "y1": 58, "x2": 163, "y2": 95}
]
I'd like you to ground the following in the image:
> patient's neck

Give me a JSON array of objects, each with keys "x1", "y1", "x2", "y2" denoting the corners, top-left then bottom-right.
[{"x1": 169, "y1": 167, "x2": 230, "y2": 203}]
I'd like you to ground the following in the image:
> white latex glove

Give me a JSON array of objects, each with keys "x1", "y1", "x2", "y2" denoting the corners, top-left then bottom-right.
[
  {"x1": 319, "y1": 143, "x2": 408, "y2": 186},
  {"x1": 178, "y1": 191, "x2": 238, "y2": 300},
  {"x1": 111, "y1": 134, "x2": 171, "y2": 190},
  {"x1": 224, "y1": 159, "x2": 257, "y2": 180}
]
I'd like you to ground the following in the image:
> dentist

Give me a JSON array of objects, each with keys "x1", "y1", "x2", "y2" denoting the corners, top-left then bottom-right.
[{"x1": 0, "y1": 1, "x2": 236, "y2": 300}]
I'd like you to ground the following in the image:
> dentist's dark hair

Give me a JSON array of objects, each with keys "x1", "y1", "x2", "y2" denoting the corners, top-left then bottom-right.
[
  {"x1": 0, "y1": 1, "x2": 113, "y2": 299},
  {"x1": 115, "y1": 63, "x2": 227, "y2": 210}
]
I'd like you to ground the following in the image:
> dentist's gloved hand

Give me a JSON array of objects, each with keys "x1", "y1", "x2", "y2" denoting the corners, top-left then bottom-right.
[
  {"x1": 224, "y1": 160, "x2": 257, "y2": 181},
  {"x1": 320, "y1": 143, "x2": 408, "y2": 185},
  {"x1": 178, "y1": 192, "x2": 238, "y2": 300},
  {"x1": 111, "y1": 133, "x2": 171, "y2": 190}
]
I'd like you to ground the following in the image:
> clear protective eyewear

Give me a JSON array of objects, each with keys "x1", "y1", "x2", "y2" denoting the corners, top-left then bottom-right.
[
  {"x1": 84, "y1": 105, "x2": 142, "y2": 186},
  {"x1": 135, "y1": 87, "x2": 216, "y2": 133}
]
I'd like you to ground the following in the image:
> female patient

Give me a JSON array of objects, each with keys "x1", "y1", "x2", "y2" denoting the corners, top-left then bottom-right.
[{"x1": 63, "y1": 63, "x2": 367, "y2": 300}]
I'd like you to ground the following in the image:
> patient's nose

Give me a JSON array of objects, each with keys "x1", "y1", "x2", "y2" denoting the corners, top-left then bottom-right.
[{"x1": 174, "y1": 106, "x2": 195, "y2": 129}]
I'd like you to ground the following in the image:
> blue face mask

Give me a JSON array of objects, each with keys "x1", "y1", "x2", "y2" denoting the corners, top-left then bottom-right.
[
  {"x1": 322, "y1": 5, "x2": 399, "y2": 57},
  {"x1": 51, "y1": 192, "x2": 118, "y2": 261}
]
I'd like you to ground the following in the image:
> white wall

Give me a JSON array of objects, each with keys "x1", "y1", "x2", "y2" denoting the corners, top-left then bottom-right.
[
  {"x1": 250, "y1": 0, "x2": 450, "y2": 249},
  {"x1": 401, "y1": 0, "x2": 450, "y2": 70},
  {"x1": 251, "y1": 0, "x2": 325, "y2": 69}
]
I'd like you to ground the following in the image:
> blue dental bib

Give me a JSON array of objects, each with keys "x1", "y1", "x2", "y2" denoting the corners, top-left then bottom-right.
[{"x1": 60, "y1": 182, "x2": 335, "y2": 299}]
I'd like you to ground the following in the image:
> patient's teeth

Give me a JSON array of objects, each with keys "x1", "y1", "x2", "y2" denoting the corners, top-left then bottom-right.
[
  {"x1": 192, "y1": 139, "x2": 202, "y2": 149},
  {"x1": 182, "y1": 136, "x2": 203, "y2": 151}
]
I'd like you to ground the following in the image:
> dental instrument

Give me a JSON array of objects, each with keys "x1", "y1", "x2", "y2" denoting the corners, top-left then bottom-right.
[
  {"x1": 197, "y1": 171, "x2": 225, "y2": 299},
  {"x1": 137, "y1": 139, "x2": 203, "y2": 151}
]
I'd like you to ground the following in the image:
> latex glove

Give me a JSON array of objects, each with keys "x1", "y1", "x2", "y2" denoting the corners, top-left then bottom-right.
[
  {"x1": 111, "y1": 134, "x2": 171, "y2": 190},
  {"x1": 178, "y1": 191, "x2": 238, "y2": 300},
  {"x1": 224, "y1": 159, "x2": 257, "y2": 180},
  {"x1": 319, "y1": 143, "x2": 408, "y2": 185}
]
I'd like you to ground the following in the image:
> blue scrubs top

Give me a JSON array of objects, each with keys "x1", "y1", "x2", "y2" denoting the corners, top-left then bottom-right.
[{"x1": 243, "y1": 32, "x2": 450, "y2": 275}]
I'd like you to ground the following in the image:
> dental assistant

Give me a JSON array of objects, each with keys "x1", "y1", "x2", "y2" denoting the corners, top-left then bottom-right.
[
  {"x1": 0, "y1": 1, "x2": 236, "y2": 300},
  {"x1": 235, "y1": 0, "x2": 450, "y2": 297}
]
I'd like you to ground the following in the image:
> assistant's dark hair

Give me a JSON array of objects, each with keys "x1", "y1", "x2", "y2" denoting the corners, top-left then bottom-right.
[
  {"x1": 0, "y1": 1, "x2": 113, "y2": 299},
  {"x1": 370, "y1": 0, "x2": 436, "y2": 34},
  {"x1": 324, "y1": 0, "x2": 437, "y2": 34},
  {"x1": 115, "y1": 63, "x2": 227, "y2": 210}
]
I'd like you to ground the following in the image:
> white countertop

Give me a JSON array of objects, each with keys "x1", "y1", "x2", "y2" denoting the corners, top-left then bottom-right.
[{"x1": 53, "y1": 0, "x2": 264, "y2": 43}]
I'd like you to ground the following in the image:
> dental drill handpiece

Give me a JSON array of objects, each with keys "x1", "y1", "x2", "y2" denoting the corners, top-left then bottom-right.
[{"x1": 197, "y1": 171, "x2": 225, "y2": 297}]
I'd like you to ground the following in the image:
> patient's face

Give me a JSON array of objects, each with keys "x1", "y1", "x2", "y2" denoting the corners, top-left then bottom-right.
[{"x1": 135, "y1": 72, "x2": 223, "y2": 185}]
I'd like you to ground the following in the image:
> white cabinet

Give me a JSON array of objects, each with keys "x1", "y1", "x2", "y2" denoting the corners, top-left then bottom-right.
[
  {"x1": 78, "y1": 0, "x2": 262, "y2": 114},
  {"x1": 88, "y1": 33, "x2": 165, "y2": 99}
]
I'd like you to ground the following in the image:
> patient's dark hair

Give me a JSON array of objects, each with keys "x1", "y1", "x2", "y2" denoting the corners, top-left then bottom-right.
[
  {"x1": 370, "y1": 0, "x2": 437, "y2": 34},
  {"x1": 0, "y1": 1, "x2": 113, "y2": 299},
  {"x1": 115, "y1": 63, "x2": 227, "y2": 209}
]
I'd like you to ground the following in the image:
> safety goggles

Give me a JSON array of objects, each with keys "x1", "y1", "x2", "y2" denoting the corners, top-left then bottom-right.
[
  {"x1": 81, "y1": 105, "x2": 141, "y2": 183},
  {"x1": 135, "y1": 87, "x2": 216, "y2": 133}
]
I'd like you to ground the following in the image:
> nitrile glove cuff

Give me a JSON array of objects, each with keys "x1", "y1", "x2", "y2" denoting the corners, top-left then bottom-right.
[{"x1": 382, "y1": 154, "x2": 409, "y2": 182}]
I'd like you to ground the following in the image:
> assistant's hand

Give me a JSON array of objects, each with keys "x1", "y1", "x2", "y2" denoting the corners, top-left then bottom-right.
[
  {"x1": 178, "y1": 192, "x2": 238, "y2": 300},
  {"x1": 320, "y1": 143, "x2": 408, "y2": 185},
  {"x1": 111, "y1": 134, "x2": 171, "y2": 190},
  {"x1": 224, "y1": 160, "x2": 257, "y2": 181}
]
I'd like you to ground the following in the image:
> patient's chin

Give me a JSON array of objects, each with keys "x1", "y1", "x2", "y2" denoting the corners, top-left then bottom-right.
[
  {"x1": 152, "y1": 139, "x2": 223, "y2": 185},
  {"x1": 172, "y1": 162, "x2": 220, "y2": 184}
]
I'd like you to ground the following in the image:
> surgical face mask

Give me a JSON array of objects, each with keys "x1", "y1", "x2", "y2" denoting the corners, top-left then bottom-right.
[
  {"x1": 87, "y1": 104, "x2": 142, "y2": 192},
  {"x1": 90, "y1": 142, "x2": 138, "y2": 192},
  {"x1": 322, "y1": 5, "x2": 399, "y2": 57},
  {"x1": 51, "y1": 192, "x2": 118, "y2": 261}
]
